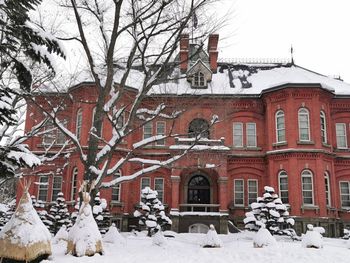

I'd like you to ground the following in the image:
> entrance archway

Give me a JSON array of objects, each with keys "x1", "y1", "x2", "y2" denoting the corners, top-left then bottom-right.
[
  {"x1": 187, "y1": 175, "x2": 210, "y2": 204},
  {"x1": 189, "y1": 223, "x2": 209, "y2": 233}
]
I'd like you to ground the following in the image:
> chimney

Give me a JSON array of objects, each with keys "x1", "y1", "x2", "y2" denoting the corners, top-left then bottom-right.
[
  {"x1": 179, "y1": 34, "x2": 189, "y2": 73},
  {"x1": 208, "y1": 34, "x2": 219, "y2": 73}
]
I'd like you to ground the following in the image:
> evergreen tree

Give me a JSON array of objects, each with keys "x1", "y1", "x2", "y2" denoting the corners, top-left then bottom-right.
[
  {"x1": 134, "y1": 187, "x2": 172, "y2": 237},
  {"x1": 30, "y1": 195, "x2": 53, "y2": 233},
  {"x1": 244, "y1": 186, "x2": 296, "y2": 238},
  {"x1": 0, "y1": 199, "x2": 15, "y2": 231},
  {"x1": 92, "y1": 192, "x2": 111, "y2": 234},
  {"x1": 48, "y1": 192, "x2": 72, "y2": 234}
]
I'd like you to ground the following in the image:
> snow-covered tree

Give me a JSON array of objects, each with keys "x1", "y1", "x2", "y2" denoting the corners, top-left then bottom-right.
[
  {"x1": 0, "y1": 199, "x2": 15, "y2": 231},
  {"x1": 202, "y1": 224, "x2": 223, "y2": 248},
  {"x1": 48, "y1": 192, "x2": 72, "y2": 234},
  {"x1": 93, "y1": 192, "x2": 111, "y2": 234},
  {"x1": 26, "y1": 0, "x2": 222, "y2": 200},
  {"x1": 134, "y1": 187, "x2": 172, "y2": 237},
  {"x1": 0, "y1": 0, "x2": 65, "y2": 186},
  {"x1": 244, "y1": 186, "x2": 296, "y2": 237}
]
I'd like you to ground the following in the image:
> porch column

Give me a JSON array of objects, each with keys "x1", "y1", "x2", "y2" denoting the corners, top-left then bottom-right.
[
  {"x1": 171, "y1": 175, "x2": 181, "y2": 212},
  {"x1": 218, "y1": 176, "x2": 229, "y2": 213}
]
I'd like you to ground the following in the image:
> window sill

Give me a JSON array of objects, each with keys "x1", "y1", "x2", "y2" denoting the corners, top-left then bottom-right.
[
  {"x1": 232, "y1": 146, "x2": 261, "y2": 151},
  {"x1": 301, "y1": 205, "x2": 319, "y2": 213},
  {"x1": 272, "y1": 141, "x2": 287, "y2": 147},
  {"x1": 110, "y1": 201, "x2": 123, "y2": 207},
  {"x1": 335, "y1": 148, "x2": 349, "y2": 152},
  {"x1": 322, "y1": 143, "x2": 331, "y2": 148},
  {"x1": 297, "y1": 140, "x2": 315, "y2": 145}
]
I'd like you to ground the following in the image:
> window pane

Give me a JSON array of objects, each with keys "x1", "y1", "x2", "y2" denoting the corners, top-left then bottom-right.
[
  {"x1": 246, "y1": 123, "x2": 257, "y2": 147},
  {"x1": 336, "y1": 123, "x2": 347, "y2": 148},
  {"x1": 234, "y1": 179, "x2": 244, "y2": 206},
  {"x1": 112, "y1": 170, "x2": 121, "y2": 201},
  {"x1": 156, "y1": 122, "x2": 165, "y2": 146},
  {"x1": 71, "y1": 168, "x2": 78, "y2": 201},
  {"x1": 233, "y1": 123, "x2": 243, "y2": 147},
  {"x1": 143, "y1": 122, "x2": 153, "y2": 140},
  {"x1": 154, "y1": 178, "x2": 164, "y2": 203},
  {"x1": 248, "y1": 180, "x2": 258, "y2": 204},
  {"x1": 38, "y1": 176, "x2": 48, "y2": 201},
  {"x1": 52, "y1": 176, "x2": 62, "y2": 201},
  {"x1": 302, "y1": 171, "x2": 313, "y2": 205}
]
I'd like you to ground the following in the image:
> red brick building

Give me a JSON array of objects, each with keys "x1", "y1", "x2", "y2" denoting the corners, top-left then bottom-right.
[{"x1": 23, "y1": 35, "x2": 350, "y2": 236}]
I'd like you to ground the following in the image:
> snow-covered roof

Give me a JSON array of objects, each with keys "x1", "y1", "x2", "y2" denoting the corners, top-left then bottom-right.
[{"x1": 148, "y1": 63, "x2": 350, "y2": 96}]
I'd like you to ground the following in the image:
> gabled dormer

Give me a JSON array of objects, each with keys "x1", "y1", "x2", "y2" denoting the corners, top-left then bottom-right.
[{"x1": 187, "y1": 59, "x2": 212, "y2": 88}]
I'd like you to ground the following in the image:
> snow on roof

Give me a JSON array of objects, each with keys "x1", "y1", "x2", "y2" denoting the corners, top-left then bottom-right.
[{"x1": 149, "y1": 64, "x2": 350, "y2": 96}]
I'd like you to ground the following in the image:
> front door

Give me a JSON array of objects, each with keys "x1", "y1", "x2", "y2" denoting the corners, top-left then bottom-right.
[{"x1": 187, "y1": 175, "x2": 210, "y2": 211}]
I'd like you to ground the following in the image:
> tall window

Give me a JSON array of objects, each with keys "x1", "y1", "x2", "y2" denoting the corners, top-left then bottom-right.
[
  {"x1": 76, "y1": 109, "x2": 83, "y2": 141},
  {"x1": 276, "y1": 110, "x2": 286, "y2": 142},
  {"x1": 340, "y1": 181, "x2": 350, "y2": 208},
  {"x1": 43, "y1": 120, "x2": 66, "y2": 145},
  {"x1": 248, "y1": 179, "x2": 258, "y2": 205},
  {"x1": 298, "y1": 108, "x2": 310, "y2": 141},
  {"x1": 92, "y1": 107, "x2": 104, "y2": 134},
  {"x1": 320, "y1": 111, "x2": 327, "y2": 144},
  {"x1": 246, "y1": 123, "x2": 257, "y2": 147},
  {"x1": 112, "y1": 170, "x2": 121, "y2": 202},
  {"x1": 301, "y1": 170, "x2": 314, "y2": 205},
  {"x1": 154, "y1": 178, "x2": 164, "y2": 203},
  {"x1": 71, "y1": 167, "x2": 78, "y2": 201},
  {"x1": 278, "y1": 171, "x2": 289, "y2": 204},
  {"x1": 141, "y1": 177, "x2": 151, "y2": 191},
  {"x1": 52, "y1": 176, "x2": 62, "y2": 201},
  {"x1": 234, "y1": 179, "x2": 244, "y2": 206},
  {"x1": 233, "y1": 123, "x2": 243, "y2": 147},
  {"x1": 38, "y1": 176, "x2": 49, "y2": 201},
  {"x1": 193, "y1": 72, "x2": 205, "y2": 87},
  {"x1": 324, "y1": 172, "x2": 331, "y2": 207},
  {"x1": 143, "y1": 122, "x2": 153, "y2": 140},
  {"x1": 336, "y1": 123, "x2": 347, "y2": 149},
  {"x1": 156, "y1": 122, "x2": 166, "y2": 146}
]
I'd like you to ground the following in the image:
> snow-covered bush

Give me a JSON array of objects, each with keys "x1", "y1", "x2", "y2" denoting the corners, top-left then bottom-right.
[
  {"x1": 48, "y1": 192, "x2": 72, "y2": 234},
  {"x1": 253, "y1": 227, "x2": 277, "y2": 248},
  {"x1": 343, "y1": 228, "x2": 350, "y2": 239},
  {"x1": 152, "y1": 226, "x2": 167, "y2": 246},
  {"x1": 301, "y1": 224, "x2": 323, "y2": 249},
  {"x1": 0, "y1": 199, "x2": 15, "y2": 231},
  {"x1": 244, "y1": 186, "x2": 296, "y2": 238},
  {"x1": 53, "y1": 225, "x2": 69, "y2": 244},
  {"x1": 134, "y1": 187, "x2": 172, "y2": 237},
  {"x1": 103, "y1": 223, "x2": 126, "y2": 245},
  {"x1": 93, "y1": 192, "x2": 111, "y2": 234},
  {"x1": 202, "y1": 224, "x2": 223, "y2": 248}
]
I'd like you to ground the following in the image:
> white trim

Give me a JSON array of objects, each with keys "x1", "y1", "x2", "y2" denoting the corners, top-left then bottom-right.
[
  {"x1": 76, "y1": 108, "x2": 83, "y2": 141},
  {"x1": 320, "y1": 111, "x2": 327, "y2": 144},
  {"x1": 247, "y1": 179, "x2": 258, "y2": 204},
  {"x1": 143, "y1": 122, "x2": 153, "y2": 140},
  {"x1": 298, "y1": 108, "x2": 310, "y2": 141},
  {"x1": 278, "y1": 170, "x2": 289, "y2": 204},
  {"x1": 339, "y1": 181, "x2": 350, "y2": 208},
  {"x1": 336, "y1": 123, "x2": 347, "y2": 149},
  {"x1": 324, "y1": 171, "x2": 331, "y2": 207},
  {"x1": 155, "y1": 121, "x2": 166, "y2": 146},
  {"x1": 246, "y1": 122, "x2": 257, "y2": 147},
  {"x1": 275, "y1": 110, "x2": 286, "y2": 143},
  {"x1": 52, "y1": 176, "x2": 62, "y2": 201},
  {"x1": 154, "y1": 177, "x2": 164, "y2": 202},
  {"x1": 233, "y1": 122, "x2": 243, "y2": 147},
  {"x1": 38, "y1": 176, "x2": 49, "y2": 202},
  {"x1": 112, "y1": 170, "x2": 122, "y2": 202},
  {"x1": 71, "y1": 167, "x2": 78, "y2": 201}
]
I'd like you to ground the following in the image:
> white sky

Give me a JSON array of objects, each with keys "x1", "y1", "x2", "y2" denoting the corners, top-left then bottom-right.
[{"x1": 214, "y1": 0, "x2": 350, "y2": 82}]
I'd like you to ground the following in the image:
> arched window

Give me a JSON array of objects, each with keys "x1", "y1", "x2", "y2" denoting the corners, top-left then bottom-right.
[
  {"x1": 71, "y1": 167, "x2": 78, "y2": 201},
  {"x1": 298, "y1": 108, "x2": 310, "y2": 141},
  {"x1": 324, "y1": 171, "x2": 331, "y2": 206},
  {"x1": 301, "y1": 170, "x2": 314, "y2": 205},
  {"x1": 193, "y1": 72, "x2": 206, "y2": 87},
  {"x1": 320, "y1": 111, "x2": 327, "y2": 144},
  {"x1": 112, "y1": 170, "x2": 122, "y2": 202},
  {"x1": 278, "y1": 170, "x2": 289, "y2": 204},
  {"x1": 276, "y1": 110, "x2": 286, "y2": 143},
  {"x1": 76, "y1": 108, "x2": 83, "y2": 141},
  {"x1": 188, "y1": 118, "x2": 210, "y2": 139},
  {"x1": 188, "y1": 175, "x2": 210, "y2": 204}
]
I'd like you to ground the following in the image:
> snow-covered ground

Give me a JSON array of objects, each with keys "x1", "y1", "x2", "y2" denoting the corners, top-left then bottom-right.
[{"x1": 48, "y1": 231, "x2": 350, "y2": 263}]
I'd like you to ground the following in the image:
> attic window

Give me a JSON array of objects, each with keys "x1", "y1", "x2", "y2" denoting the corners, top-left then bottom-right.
[{"x1": 192, "y1": 72, "x2": 206, "y2": 88}]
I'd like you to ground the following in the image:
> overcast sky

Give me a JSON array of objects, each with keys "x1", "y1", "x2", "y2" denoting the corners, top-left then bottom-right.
[{"x1": 214, "y1": 0, "x2": 350, "y2": 82}]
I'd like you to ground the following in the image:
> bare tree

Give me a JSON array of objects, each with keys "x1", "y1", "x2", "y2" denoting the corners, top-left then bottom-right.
[{"x1": 27, "y1": 0, "x2": 221, "y2": 200}]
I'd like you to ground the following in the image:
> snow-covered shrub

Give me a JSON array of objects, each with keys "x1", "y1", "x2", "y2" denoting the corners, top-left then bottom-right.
[
  {"x1": 134, "y1": 187, "x2": 172, "y2": 237},
  {"x1": 253, "y1": 227, "x2": 277, "y2": 248},
  {"x1": 67, "y1": 192, "x2": 103, "y2": 257},
  {"x1": 0, "y1": 199, "x2": 15, "y2": 231},
  {"x1": 48, "y1": 192, "x2": 72, "y2": 234},
  {"x1": 244, "y1": 186, "x2": 296, "y2": 238},
  {"x1": 53, "y1": 225, "x2": 69, "y2": 244},
  {"x1": 103, "y1": 223, "x2": 126, "y2": 245},
  {"x1": 343, "y1": 228, "x2": 350, "y2": 239},
  {"x1": 202, "y1": 224, "x2": 223, "y2": 248},
  {"x1": 301, "y1": 224, "x2": 323, "y2": 249}
]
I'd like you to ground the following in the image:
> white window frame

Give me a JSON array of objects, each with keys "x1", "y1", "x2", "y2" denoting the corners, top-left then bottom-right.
[
  {"x1": 298, "y1": 108, "x2": 310, "y2": 141},
  {"x1": 52, "y1": 176, "x2": 62, "y2": 201},
  {"x1": 278, "y1": 170, "x2": 289, "y2": 204},
  {"x1": 340, "y1": 181, "x2": 350, "y2": 208},
  {"x1": 76, "y1": 108, "x2": 83, "y2": 141},
  {"x1": 156, "y1": 121, "x2": 166, "y2": 146},
  {"x1": 234, "y1": 179, "x2": 244, "y2": 206},
  {"x1": 301, "y1": 170, "x2": 314, "y2": 206},
  {"x1": 246, "y1": 122, "x2": 257, "y2": 147},
  {"x1": 336, "y1": 123, "x2": 347, "y2": 149},
  {"x1": 38, "y1": 176, "x2": 49, "y2": 202},
  {"x1": 71, "y1": 167, "x2": 78, "y2": 201},
  {"x1": 140, "y1": 177, "x2": 151, "y2": 200},
  {"x1": 112, "y1": 170, "x2": 122, "y2": 202},
  {"x1": 320, "y1": 111, "x2": 327, "y2": 144},
  {"x1": 233, "y1": 122, "x2": 243, "y2": 147},
  {"x1": 154, "y1": 178, "x2": 164, "y2": 203},
  {"x1": 143, "y1": 122, "x2": 153, "y2": 140},
  {"x1": 324, "y1": 171, "x2": 331, "y2": 207},
  {"x1": 276, "y1": 110, "x2": 286, "y2": 143},
  {"x1": 247, "y1": 179, "x2": 258, "y2": 205}
]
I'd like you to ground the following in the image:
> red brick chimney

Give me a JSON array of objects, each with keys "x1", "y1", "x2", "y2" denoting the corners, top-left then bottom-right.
[
  {"x1": 179, "y1": 34, "x2": 189, "y2": 73},
  {"x1": 208, "y1": 34, "x2": 219, "y2": 73}
]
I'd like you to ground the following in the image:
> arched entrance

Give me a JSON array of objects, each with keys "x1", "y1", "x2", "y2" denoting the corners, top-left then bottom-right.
[{"x1": 187, "y1": 175, "x2": 210, "y2": 205}]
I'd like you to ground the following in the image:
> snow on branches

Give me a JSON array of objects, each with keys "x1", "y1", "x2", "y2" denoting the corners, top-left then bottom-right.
[{"x1": 244, "y1": 186, "x2": 296, "y2": 238}]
